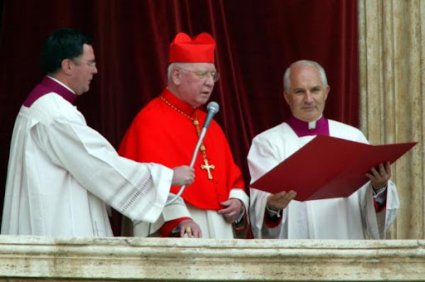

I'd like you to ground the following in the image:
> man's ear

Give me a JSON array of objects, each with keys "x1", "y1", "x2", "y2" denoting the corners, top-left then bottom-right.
[
  {"x1": 61, "y1": 59, "x2": 74, "y2": 75},
  {"x1": 324, "y1": 85, "x2": 330, "y2": 100},
  {"x1": 283, "y1": 91, "x2": 290, "y2": 105},
  {"x1": 171, "y1": 68, "x2": 182, "y2": 85}
]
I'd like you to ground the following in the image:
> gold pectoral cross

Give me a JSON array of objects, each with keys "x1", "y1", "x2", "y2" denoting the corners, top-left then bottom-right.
[{"x1": 201, "y1": 159, "x2": 215, "y2": 180}]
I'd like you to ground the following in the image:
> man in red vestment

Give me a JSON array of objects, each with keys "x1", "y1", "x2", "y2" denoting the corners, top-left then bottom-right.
[{"x1": 119, "y1": 32, "x2": 249, "y2": 238}]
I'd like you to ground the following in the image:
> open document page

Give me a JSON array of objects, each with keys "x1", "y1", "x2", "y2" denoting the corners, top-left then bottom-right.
[{"x1": 250, "y1": 135, "x2": 416, "y2": 201}]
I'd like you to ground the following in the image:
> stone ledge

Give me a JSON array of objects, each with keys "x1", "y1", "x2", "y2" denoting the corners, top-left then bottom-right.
[{"x1": 0, "y1": 236, "x2": 424, "y2": 281}]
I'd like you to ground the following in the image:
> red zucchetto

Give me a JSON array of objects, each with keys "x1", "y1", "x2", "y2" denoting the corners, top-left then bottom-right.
[{"x1": 169, "y1": 32, "x2": 215, "y2": 63}]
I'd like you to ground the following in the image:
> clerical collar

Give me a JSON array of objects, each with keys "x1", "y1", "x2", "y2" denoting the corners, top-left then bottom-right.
[
  {"x1": 23, "y1": 76, "x2": 77, "y2": 107},
  {"x1": 161, "y1": 88, "x2": 198, "y2": 118},
  {"x1": 287, "y1": 115, "x2": 330, "y2": 137},
  {"x1": 47, "y1": 76, "x2": 76, "y2": 94}
]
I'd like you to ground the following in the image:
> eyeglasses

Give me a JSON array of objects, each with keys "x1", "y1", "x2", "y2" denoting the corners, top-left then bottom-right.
[
  {"x1": 178, "y1": 68, "x2": 220, "y2": 82},
  {"x1": 72, "y1": 59, "x2": 97, "y2": 68}
]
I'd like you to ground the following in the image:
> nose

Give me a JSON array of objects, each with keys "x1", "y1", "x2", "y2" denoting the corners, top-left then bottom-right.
[
  {"x1": 204, "y1": 74, "x2": 215, "y2": 86},
  {"x1": 304, "y1": 91, "x2": 313, "y2": 103},
  {"x1": 93, "y1": 66, "x2": 98, "y2": 74}
]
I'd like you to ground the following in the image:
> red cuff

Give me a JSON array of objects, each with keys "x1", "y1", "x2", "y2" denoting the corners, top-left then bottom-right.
[
  {"x1": 159, "y1": 217, "x2": 191, "y2": 237},
  {"x1": 263, "y1": 210, "x2": 283, "y2": 228},
  {"x1": 373, "y1": 190, "x2": 388, "y2": 213},
  {"x1": 373, "y1": 198, "x2": 387, "y2": 212}
]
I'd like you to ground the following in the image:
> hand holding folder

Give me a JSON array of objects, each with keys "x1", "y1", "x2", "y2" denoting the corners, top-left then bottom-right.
[{"x1": 250, "y1": 135, "x2": 416, "y2": 201}]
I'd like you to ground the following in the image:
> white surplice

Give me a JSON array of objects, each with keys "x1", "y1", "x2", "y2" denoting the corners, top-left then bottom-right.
[
  {"x1": 2, "y1": 93, "x2": 173, "y2": 237},
  {"x1": 133, "y1": 188, "x2": 249, "y2": 239},
  {"x1": 248, "y1": 120, "x2": 399, "y2": 239}
]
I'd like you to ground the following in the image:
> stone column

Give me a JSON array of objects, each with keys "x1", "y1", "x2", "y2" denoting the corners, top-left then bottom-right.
[{"x1": 359, "y1": 0, "x2": 425, "y2": 239}]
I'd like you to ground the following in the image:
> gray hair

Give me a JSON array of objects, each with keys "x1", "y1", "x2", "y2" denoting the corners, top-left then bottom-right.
[
  {"x1": 168, "y1": 62, "x2": 192, "y2": 82},
  {"x1": 283, "y1": 60, "x2": 328, "y2": 92}
]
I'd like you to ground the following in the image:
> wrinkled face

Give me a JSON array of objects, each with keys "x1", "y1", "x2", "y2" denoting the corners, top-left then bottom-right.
[
  {"x1": 69, "y1": 44, "x2": 98, "y2": 95},
  {"x1": 172, "y1": 63, "x2": 218, "y2": 108},
  {"x1": 284, "y1": 65, "x2": 329, "y2": 122}
]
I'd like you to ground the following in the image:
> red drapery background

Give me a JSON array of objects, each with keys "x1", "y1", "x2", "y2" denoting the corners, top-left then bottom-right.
[{"x1": 0, "y1": 0, "x2": 359, "y2": 233}]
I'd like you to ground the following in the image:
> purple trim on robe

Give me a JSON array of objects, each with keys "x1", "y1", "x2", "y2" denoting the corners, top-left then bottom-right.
[
  {"x1": 23, "y1": 77, "x2": 76, "y2": 107},
  {"x1": 287, "y1": 115, "x2": 330, "y2": 137}
]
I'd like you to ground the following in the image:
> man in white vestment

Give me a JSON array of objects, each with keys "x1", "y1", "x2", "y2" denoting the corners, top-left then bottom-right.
[
  {"x1": 248, "y1": 60, "x2": 399, "y2": 239},
  {"x1": 1, "y1": 28, "x2": 195, "y2": 237}
]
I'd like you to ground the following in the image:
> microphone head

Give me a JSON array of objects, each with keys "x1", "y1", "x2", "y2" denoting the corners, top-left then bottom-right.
[
  {"x1": 207, "y1": 101, "x2": 220, "y2": 114},
  {"x1": 202, "y1": 101, "x2": 220, "y2": 129}
]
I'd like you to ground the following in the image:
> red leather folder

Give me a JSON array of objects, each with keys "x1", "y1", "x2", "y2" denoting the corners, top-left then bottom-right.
[{"x1": 250, "y1": 135, "x2": 416, "y2": 201}]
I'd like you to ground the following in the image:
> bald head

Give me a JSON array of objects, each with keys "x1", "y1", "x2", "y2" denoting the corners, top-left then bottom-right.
[
  {"x1": 283, "y1": 60, "x2": 328, "y2": 93},
  {"x1": 282, "y1": 60, "x2": 330, "y2": 122}
]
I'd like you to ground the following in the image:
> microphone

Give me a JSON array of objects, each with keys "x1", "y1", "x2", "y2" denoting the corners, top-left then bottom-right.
[
  {"x1": 197, "y1": 101, "x2": 219, "y2": 155},
  {"x1": 166, "y1": 101, "x2": 220, "y2": 205},
  {"x1": 203, "y1": 101, "x2": 220, "y2": 129}
]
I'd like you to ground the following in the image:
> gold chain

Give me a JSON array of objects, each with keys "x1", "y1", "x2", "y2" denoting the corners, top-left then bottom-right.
[{"x1": 160, "y1": 95, "x2": 215, "y2": 179}]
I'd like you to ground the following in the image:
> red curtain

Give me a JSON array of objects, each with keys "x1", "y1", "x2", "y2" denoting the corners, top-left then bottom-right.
[{"x1": 0, "y1": 0, "x2": 358, "y2": 228}]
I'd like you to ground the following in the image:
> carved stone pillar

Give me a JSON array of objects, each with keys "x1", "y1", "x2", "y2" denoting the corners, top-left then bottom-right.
[{"x1": 359, "y1": 0, "x2": 425, "y2": 239}]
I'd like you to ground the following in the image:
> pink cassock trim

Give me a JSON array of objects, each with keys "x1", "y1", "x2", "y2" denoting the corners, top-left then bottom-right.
[
  {"x1": 23, "y1": 76, "x2": 76, "y2": 107},
  {"x1": 287, "y1": 115, "x2": 330, "y2": 137}
]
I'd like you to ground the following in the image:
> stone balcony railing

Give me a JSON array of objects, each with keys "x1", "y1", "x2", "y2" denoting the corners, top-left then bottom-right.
[{"x1": 0, "y1": 236, "x2": 424, "y2": 281}]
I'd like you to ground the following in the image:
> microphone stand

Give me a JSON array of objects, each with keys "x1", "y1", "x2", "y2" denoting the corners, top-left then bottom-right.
[
  {"x1": 165, "y1": 101, "x2": 219, "y2": 206},
  {"x1": 166, "y1": 127, "x2": 208, "y2": 205}
]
